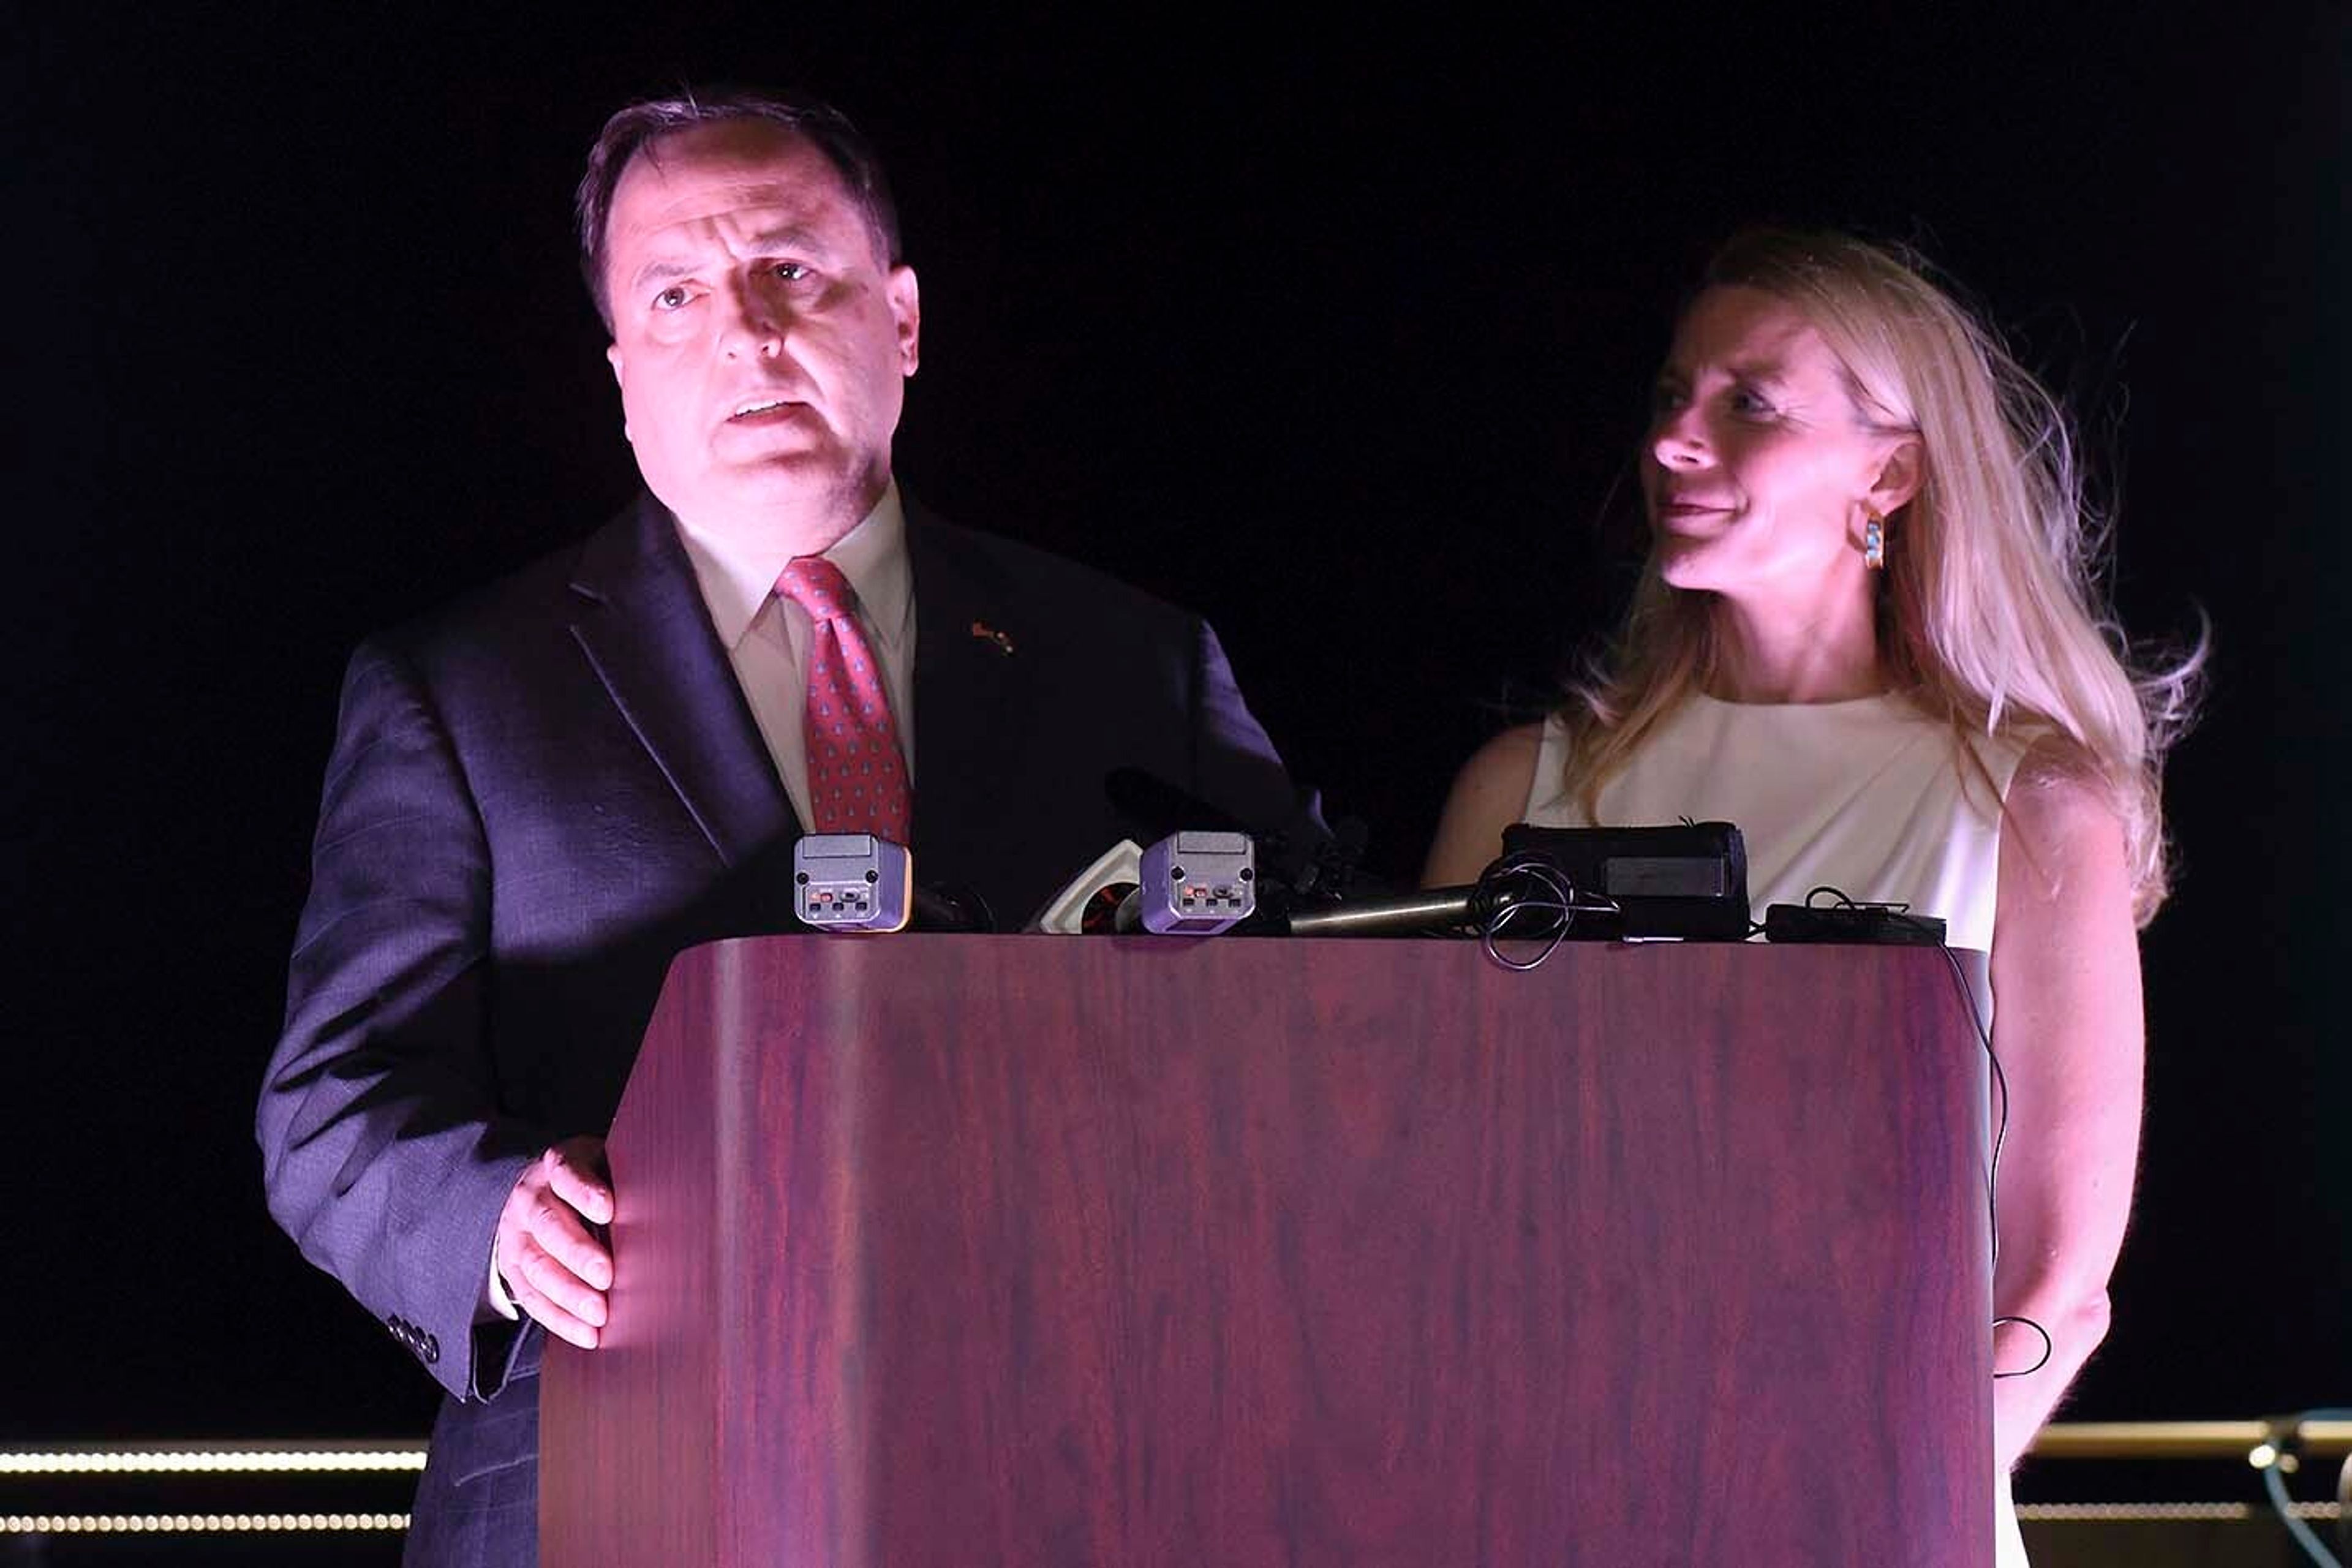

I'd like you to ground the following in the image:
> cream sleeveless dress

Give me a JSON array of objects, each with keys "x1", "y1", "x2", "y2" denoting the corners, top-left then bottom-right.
[{"x1": 1525, "y1": 690, "x2": 2034, "y2": 1566}]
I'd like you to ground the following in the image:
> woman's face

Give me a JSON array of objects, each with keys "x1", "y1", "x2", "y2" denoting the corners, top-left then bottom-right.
[{"x1": 1642, "y1": 285, "x2": 1910, "y2": 609}]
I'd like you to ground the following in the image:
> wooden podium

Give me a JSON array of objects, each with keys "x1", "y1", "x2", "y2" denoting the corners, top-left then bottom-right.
[{"x1": 541, "y1": 935, "x2": 1992, "y2": 1566}]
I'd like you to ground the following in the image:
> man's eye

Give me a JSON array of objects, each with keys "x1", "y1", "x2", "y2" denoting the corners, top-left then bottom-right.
[
  {"x1": 653, "y1": 285, "x2": 690, "y2": 311},
  {"x1": 772, "y1": 262, "x2": 812, "y2": 283}
]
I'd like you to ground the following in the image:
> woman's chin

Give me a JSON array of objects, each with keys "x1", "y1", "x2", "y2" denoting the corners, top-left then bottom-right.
[{"x1": 1654, "y1": 545, "x2": 1723, "y2": 594}]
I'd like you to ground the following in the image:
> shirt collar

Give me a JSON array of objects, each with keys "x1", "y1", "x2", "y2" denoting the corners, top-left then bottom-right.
[{"x1": 674, "y1": 484, "x2": 912, "y2": 652}]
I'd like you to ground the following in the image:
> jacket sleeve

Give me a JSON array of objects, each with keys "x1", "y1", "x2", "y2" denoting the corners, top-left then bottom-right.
[
  {"x1": 1186, "y1": 617, "x2": 1330, "y2": 852},
  {"x1": 257, "y1": 639, "x2": 549, "y2": 1401}
]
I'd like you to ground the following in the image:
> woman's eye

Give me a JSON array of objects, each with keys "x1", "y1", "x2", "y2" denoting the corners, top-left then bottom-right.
[
  {"x1": 1729, "y1": 388, "x2": 1777, "y2": 417},
  {"x1": 653, "y1": 285, "x2": 690, "y2": 311},
  {"x1": 1651, "y1": 383, "x2": 1688, "y2": 412}
]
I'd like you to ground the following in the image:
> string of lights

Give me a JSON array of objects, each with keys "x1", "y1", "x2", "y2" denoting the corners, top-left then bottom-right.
[
  {"x1": 0, "y1": 1443, "x2": 425, "y2": 1476},
  {"x1": 1, "y1": 1512, "x2": 408, "y2": 1534}
]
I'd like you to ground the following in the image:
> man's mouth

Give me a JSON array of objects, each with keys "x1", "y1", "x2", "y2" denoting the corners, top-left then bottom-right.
[{"x1": 730, "y1": 396, "x2": 800, "y2": 421}]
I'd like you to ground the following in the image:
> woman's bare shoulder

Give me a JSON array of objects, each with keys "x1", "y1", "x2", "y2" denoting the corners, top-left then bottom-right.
[
  {"x1": 1995, "y1": 731, "x2": 2133, "y2": 952},
  {"x1": 1424, "y1": 721, "x2": 1551, "y2": 886}
]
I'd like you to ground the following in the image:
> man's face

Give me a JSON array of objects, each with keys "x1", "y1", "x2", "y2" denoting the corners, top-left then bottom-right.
[{"x1": 603, "y1": 121, "x2": 921, "y2": 551}]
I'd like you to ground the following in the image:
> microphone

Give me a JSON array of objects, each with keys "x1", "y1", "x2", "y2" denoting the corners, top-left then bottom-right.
[
  {"x1": 1279, "y1": 864, "x2": 1606, "y2": 940},
  {"x1": 1102, "y1": 767, "x2": 1362, "y2": 909},
  {"x1": 791, "y1": 835, "x2": 994, "y2": 933},
  {"x1": 912, "y1": 883, "x2": 995, "y2": 933},
  {"x1": 1284, "y1": 886, "x2": 1478, "y2": 938},
  {"x1": 794, "y1": 834, "x2": 913, "y2": 932},
  {"x1": 1123, "y1": 831, "x2": 1256, "y2": 935}
]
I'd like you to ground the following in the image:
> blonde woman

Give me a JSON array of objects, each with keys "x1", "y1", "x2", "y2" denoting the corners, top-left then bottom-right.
[{"x1": 1426, "y1": 231, "x2": 2196, "y2": 1564}]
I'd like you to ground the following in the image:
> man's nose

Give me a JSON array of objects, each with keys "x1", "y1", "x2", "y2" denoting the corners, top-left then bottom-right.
[{"x1": 720, "y1": 284, "x2": 787, "y2": 358}]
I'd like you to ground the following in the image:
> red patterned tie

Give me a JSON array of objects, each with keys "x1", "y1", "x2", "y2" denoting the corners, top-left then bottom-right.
[{"x1": 774, "y1": 557, "x2": 912, "y2": 843}]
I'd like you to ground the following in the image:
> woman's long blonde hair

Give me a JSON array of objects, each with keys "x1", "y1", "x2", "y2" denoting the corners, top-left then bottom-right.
[{"x1": 1559, "y1": 230, "x2": 2200, "y2": 925}]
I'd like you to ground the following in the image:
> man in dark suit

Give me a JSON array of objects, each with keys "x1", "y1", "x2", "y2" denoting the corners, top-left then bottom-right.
[{"x1": 257, "y1": 89, "x2": 1308, "y2": 1566}]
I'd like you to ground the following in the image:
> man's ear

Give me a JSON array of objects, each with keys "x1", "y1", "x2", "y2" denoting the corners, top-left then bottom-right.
[
  {"x1": 889, "y1": 265, "x2": 921, "y2": 376},
  {"x1": 1869, "y1": 434, "x2": 1924, "y2": 515},
  {"x1": 606, "y1": 343, "x2": 630, "y2": 440}
]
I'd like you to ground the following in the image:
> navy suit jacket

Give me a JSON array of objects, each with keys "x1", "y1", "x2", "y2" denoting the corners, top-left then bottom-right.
[{"x1": 258, "y1": 493, "x2": 1305, "y2": 1416}]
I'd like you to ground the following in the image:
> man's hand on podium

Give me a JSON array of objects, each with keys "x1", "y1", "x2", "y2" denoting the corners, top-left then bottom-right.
[{"x1": 495, "y1": 1135, "x2": 614, "y2": 1349}]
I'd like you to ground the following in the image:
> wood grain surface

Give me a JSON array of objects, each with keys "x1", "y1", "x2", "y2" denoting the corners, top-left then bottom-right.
[{"x1": 541, "y1": 935, "x2": 1992, "y2": 1567}]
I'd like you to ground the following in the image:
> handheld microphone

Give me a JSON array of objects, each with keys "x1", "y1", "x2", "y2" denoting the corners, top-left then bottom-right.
[{"x1": 1284, "y1": 886, "x2": 1477, "y2": 937}]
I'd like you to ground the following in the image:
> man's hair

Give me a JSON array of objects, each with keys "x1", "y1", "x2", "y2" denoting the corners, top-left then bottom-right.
[{"x1": 576, "y1": 86, "x2": 903, "y2": 332}]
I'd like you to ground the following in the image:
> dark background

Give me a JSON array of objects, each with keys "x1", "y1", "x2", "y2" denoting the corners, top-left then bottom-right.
[{"x1": 6, "y1": 0, "x2": 2343, "y2": 1509}]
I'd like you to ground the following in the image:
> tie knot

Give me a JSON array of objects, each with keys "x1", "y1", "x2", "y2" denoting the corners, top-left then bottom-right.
[{"x1": 775, "y1": 556, "x2": 856, "y2": 623}]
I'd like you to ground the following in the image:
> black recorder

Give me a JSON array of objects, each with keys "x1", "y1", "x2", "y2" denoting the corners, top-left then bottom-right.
[{"x1": 1498, "y1": 822, "x2": 1751, "y2": 941}]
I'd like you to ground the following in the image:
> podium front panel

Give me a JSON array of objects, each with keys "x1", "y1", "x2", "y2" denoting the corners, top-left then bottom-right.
[{"x1": 543, "y1": 936, "x2": 1992, "y2": 1567}]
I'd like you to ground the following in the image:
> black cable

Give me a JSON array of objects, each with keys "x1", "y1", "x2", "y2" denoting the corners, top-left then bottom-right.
[
  {"x1": 1989, "y1": 1316, "x2": 2051, "y2": 1378},
  {"x1": 1928, "y1": 941, "x2": 2009, "y2": 1263},
  {"x1": 2264, "y1": 1463, "x2": 2342, "y2": 1568},
  {"x1": 1926, "y1": 940, "x2": 2050, "y2": 1378},
  {"x1": 1803, "y1": 883, "x2": 1945, "y2": 943},
  {"x1": 2250, "y1": 1411, "x2": 2352, "y2": 1568},
  {"x1": 1474, "y1": 853, "x2": 1619, "y2": 971},
  {"x1": 1804, "y1": 883, "x2": 2048, "y2": 1376},
  {"x1": 1477, "y1": 854, "x2": 1577, "y2": 971},
  {"x1": 1494, "y1": 869, "x2": 2053, "y2": 1382}
]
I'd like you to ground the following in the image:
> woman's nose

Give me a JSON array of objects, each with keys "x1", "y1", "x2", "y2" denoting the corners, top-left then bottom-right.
[{"x1": 1650, "y1": 412, "x2": 1709, "y2": 469}]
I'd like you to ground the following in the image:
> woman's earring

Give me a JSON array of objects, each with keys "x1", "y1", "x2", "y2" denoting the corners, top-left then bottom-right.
[{"x1": 1862, "y1": 510, "x2": 1887, "y2": 571}]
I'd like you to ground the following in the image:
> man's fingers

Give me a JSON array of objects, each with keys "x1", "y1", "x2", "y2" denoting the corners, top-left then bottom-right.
[
  {"x1": 537, "y1": 1135, "x2": 612, "y2": 1224},
  {"x1": 509, "y1": 1230, "x2": 609, "y2": 1330},
  {"x1": 505, "y1": 1256, "x2": 602, "y2": 1349},
  {"x1": 521, "y1": 1196, "x2": 613, "y2": 1292},
  {"x1": 495, "y1": 1134, "x2": 617, "y2": 1348},
  {"x1": 545, "y1": 1154, "x2": 614, "y2": 1227}
]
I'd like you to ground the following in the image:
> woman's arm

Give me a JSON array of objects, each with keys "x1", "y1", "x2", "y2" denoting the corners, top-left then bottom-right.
[
  {"x1": 1986, "y1": 748, "x2": 2146, "y2": 1470},
  {"x1": 1422, "y1": 723, "x2": 1547, "y2": 886}
]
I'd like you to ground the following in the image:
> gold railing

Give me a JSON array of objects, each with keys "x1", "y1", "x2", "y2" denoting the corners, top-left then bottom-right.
[{"x1": 2035, "y1": 1421, "x2": 2352, "y2": 1461}]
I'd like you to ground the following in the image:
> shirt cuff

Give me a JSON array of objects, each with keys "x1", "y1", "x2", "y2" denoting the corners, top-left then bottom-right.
[{"x1": 483, "y1": 1244, "x2": 521, "y2": 1323}]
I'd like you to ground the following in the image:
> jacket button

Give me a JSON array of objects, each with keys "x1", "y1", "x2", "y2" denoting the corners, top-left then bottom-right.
[{"x1": 420, "y1": 1331, "x2": 440, "y2": 1364}]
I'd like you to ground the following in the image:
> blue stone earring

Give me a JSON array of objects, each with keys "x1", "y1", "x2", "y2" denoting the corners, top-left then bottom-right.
[{"x1": 1862, "y1": 511, "x2": 1887, "y2": 571}]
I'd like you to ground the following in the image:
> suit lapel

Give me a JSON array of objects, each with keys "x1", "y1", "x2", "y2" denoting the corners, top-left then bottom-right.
[
  {"x1": 907, "y1": 508, "x2": 1034, "y2": 865},
  {"x1": 567, "y1": 497, "x2": 801, "y2": 866}
]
